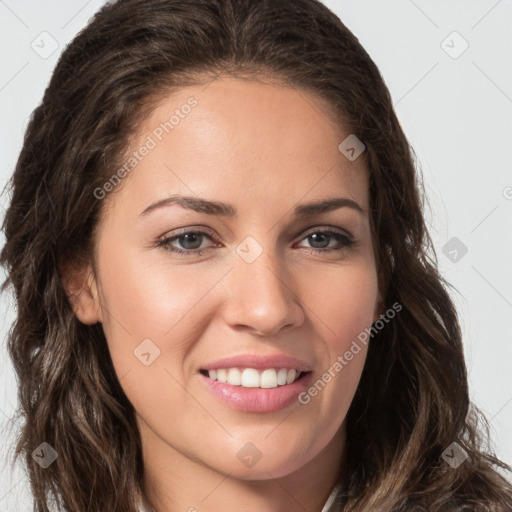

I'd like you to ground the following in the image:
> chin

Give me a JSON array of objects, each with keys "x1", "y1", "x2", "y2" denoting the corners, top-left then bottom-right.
[{"x1": 205, "y1": 438, "x2": 319, "y2": 480}]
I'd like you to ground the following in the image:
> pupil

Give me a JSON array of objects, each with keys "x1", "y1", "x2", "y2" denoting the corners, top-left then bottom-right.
[
  {"x1": 309, "y1": 233, "x2": 328, "y2": 248},
  {"x1": 181, "y1": 234, "x2": 202, "y2": 249}
]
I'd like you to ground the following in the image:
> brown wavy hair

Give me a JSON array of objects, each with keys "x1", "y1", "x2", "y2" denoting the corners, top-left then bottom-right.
[{"x1": 1, "y1": 0, "x2": 511, "y2": 510}]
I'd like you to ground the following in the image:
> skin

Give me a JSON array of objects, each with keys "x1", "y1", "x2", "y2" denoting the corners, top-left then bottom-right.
[{"x1": 67, "y1": 75, "x2": 383, "y2": 512}]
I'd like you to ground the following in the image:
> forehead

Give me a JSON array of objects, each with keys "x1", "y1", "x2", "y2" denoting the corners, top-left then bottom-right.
[{"x1": 108, "y1": 76, "x2": 369, "y2": 219}]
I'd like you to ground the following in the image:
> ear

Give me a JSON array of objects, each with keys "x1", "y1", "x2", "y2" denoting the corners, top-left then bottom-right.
[{"x1": 60, "y1": 261, "x2": 103, "y2": 325}]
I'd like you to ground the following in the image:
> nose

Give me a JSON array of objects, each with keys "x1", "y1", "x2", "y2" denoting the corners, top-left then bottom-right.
[{"x1": 221, "y1": 246, "x2": 305, "y2": 336}]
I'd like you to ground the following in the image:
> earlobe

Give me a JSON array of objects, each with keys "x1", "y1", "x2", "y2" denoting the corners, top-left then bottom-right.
[{"x1": 61, "y1": 262, "x2": 103, "y2": 325}]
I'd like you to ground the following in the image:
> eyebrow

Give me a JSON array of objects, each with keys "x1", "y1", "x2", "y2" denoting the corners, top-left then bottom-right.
[{"x1": 139, "y1": 194, "x2": 364, "y2": 218}]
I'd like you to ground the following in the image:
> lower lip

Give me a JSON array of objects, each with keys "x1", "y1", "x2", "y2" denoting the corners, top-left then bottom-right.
[{"x1": 198, "y1": 372, "x2": 312, "y2": 413}]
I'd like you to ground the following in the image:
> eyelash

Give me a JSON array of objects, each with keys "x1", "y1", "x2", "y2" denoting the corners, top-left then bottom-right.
[{"x1": 155, "y1": 226, "x2": 356, "y2": 257}]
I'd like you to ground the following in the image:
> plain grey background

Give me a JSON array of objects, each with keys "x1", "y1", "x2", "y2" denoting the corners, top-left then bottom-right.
[{"x1": 1, "y1": 0, "x2": 511, "y2": 509}]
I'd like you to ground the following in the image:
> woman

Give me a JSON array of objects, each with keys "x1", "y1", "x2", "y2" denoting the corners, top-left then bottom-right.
[{"x1": 1, "y1": 0, "x2": 511, "y2": 510}]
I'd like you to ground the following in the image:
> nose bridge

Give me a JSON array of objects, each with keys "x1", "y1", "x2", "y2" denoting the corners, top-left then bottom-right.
[{"x1": 223, "y1": 234, "x2": 304, "y2": 335}]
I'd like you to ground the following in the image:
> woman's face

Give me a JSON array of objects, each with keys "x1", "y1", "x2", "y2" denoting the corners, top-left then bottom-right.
[{"x1": 78, "y1": 76, "x2": 382, "y2": 481}]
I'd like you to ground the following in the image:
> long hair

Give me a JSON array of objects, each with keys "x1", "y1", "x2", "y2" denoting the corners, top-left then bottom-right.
[{"x1": 1, "y1": 0, "x2": 511, "y2": 510}]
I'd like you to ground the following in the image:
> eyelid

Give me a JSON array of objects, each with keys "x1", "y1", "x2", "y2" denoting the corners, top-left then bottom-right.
[
  {"x1": 299, "y1": 224, "x2": 353, "y2": 239},
  {"x1": 157, "y1": 225, "x2": 218, "y2": 242}
]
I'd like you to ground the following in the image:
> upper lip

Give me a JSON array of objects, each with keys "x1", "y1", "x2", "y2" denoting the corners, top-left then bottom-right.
[{"x1": 200, "y1": 354, "x2": 313, "y2": 372}]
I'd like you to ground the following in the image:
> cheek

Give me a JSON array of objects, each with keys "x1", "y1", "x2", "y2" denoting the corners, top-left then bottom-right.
[
  {"x1": 295, "y1": 262, "x2": 377, "y2": 408},
  {"x1": 95, "y1": 245, "x2": 232, "y2": 382},
  {"x1": 300, "y1": 261, "x2": 379, "y2": 346},
  {"x1": 98, "y1": 244, "x2": 210, "y2": 336}
]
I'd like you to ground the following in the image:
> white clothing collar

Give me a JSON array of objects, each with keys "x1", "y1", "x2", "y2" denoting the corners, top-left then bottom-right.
[{"x1": 321, "y1": 482, "x2": 342, "y2": 512}]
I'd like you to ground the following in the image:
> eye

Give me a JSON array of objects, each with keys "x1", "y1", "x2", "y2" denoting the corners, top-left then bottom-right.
[
  {"x1": 294, "y1": 228, "x2": 356, "y2": 253},
  {"x1": 156, "y1": 227, "x2": 219, "y2": 256},
  {"x1": 156, "y1": 226, "x2": 356, "y2": 257}
]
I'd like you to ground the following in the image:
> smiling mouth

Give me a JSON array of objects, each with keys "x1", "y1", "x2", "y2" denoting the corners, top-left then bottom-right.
[{"x1": 199, "y1": 367, "x2": 311, "y2": 389}]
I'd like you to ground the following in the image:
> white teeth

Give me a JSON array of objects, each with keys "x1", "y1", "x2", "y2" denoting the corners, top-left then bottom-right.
[
  {"x1": 260, "y1": 369, "x2": 278, "y2": 388},
  {"x1": 227, "y1": 368, "x2": 242, "y2": 386},
  {"x1": 206, "y1": 368, "x2": 302, "y2": 388},
  {"x1": 277, "y1": 368, "x2": 288, "y2": 386},
  {"x1": 286, "y1": 369, "x2": 297, "y2": 385},
  {"x1": 241, "y1": 368, "x2": 260, "y2": 388}
]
